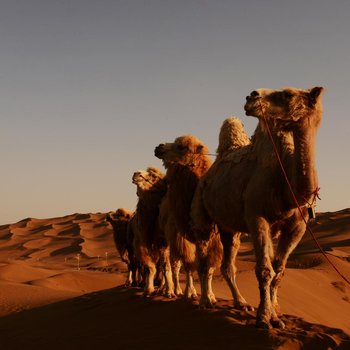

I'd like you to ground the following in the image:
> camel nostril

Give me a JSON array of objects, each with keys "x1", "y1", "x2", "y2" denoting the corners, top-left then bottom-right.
[{"x1": 250, "y1": 90, "x2": 259, "y2": 97}]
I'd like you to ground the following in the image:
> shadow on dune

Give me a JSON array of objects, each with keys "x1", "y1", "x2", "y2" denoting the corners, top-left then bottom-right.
[{"x1": 0, "y1": 286, "x2": 349, "y2": 350}]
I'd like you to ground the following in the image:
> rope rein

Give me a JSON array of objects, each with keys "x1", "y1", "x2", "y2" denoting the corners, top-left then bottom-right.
[{"x1": 258, "y1": 99, "x2": 350, "y2": 285}]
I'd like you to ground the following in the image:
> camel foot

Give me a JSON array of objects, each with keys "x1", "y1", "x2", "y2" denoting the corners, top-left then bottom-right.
[
  {"x1": 234, "y1": 301, "x2": 255, "y2": 312},
  {"x1": 143, "y1": 290, "x2": 156, "y2": 298},
  {"x1": 130, "y1": 281, "x2": 138, "y2": 287},
  {"x1": 155, "y1": 284, "x2": 169, "y2": 296},
  {"x1": 184, "y1": 292, "x2": 198, "y2": 300},
  {"x1": 184, "y1": 288, "x2": 198, "y2": 300},
  {"x1": 271, "y1": 317, "x2": 286, "y2": 329},
  {"x1": 199, "y1": 297, "x2": 216, "y2": 309},
  {"x1": 209, "y1": 295, "x2": 217, "y2": 304},
  {"x1": 164, "y1": 290, "x2": 176, "y2": 299},
  {"x1": 175, "y1": 289, "x2": 184, "y2": 297},
  {"x1": 190, "y1": 293, "x2": 198, "y2": 301},
  {"x1": 256, "y1": 319, "x2": 273, "y2": 329}
]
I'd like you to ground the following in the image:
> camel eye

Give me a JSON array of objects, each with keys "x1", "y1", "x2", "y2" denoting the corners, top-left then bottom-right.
[
  {"x1": 177, "y1": 144, "x2": 187, "y2": 151},
  {"x1": 283, "y1": 91, "x2": 293, "y2": 99}
]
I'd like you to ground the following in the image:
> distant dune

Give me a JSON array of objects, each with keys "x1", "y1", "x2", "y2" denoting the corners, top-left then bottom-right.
[{"x1": 0, "y1": 210, "x2": 349, "y2": 349}]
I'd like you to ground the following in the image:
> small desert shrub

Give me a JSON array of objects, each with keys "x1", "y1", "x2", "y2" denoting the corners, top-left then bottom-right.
[
  {"x1": 331, "y1": 281, "x2": 347, "y2": 293},
  {"x1": 287, "y1": 256, "x2": 324, "y2": 269}
]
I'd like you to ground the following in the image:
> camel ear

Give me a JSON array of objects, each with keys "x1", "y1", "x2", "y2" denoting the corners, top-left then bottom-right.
[{"x1": 309, "y1": 87, "x2": 324, "y2": 105}]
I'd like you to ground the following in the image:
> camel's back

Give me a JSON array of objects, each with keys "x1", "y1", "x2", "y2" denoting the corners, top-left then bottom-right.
[{"x1": 196, "y1": 146, "x2": 256, "y2": 233}]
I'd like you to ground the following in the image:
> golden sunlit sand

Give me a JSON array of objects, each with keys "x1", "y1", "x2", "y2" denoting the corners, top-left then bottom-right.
[{"x1": 0, "y1": 210, "x2": 349, "y2": 349}]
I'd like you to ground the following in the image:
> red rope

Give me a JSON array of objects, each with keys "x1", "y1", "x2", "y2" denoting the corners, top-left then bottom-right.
[{"x1": 258, "y1": 100, "x2": 350, "y2": 285}]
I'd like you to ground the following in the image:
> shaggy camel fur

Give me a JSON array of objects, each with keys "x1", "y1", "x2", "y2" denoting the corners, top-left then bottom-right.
[
  {"x1": 192, "y1": 87, "x2": 323, "y2": 328},
  {"x1": 106, "y1": 208, "x2": 138, "y2": 286},
  {"x1": 155, "y1": 135, "x2": 222, "y2": 301},
  {"x1": 192, "y1": 117, "x2": 253, "y2": 310},
  {"x1": 129, "y1": 166, "x2": 174, "y2": 297}
]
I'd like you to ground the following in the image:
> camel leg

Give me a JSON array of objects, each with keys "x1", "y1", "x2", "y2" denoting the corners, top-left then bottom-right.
[
  {"x1": 137, "y1": 264, "x2": 147, "y2": 287},
  {"x1": 270, "y1": 217, "x2": 306, "y2": 328},
  {"x1": 143, "y1": 261, "x2": 157, "y2": 297},
  {"x1": 196, "y1": 240, "x2": 215, "y2": 308},
  {"x1": 157, "y1": 274, "x2": 166, "y2": 291},
  {"x1": 154, "y1": 264, "x2": 166, "y2": 294},
  {"x1": 250, "y1": 218, "x2": 275, "y2": 328},
  {"x1": 129, "y1": 259, "x2": 139, "y2": 287},
  {"x1": 154, "y1": 262, "x2": 163, "y2": 288},
  {"x1": 160, "y1": 247, "x2": 176, "y2": 298},
  {"x1": 199, "y1": 267, "x2": 210, "y2": 308},
  {"x1": 183, "y1": 265, "x2": 198, "y2": 300},
  {"x1": 125, "y1": 268, "x2": 133, "y2": 286},
  {"x1": 207, "y1": 267, "x2": 217, "y2": 304},
  {"x1": 219, "y1": 229, "x2": 252, "y2": 311},
  {"x1": 172, "y1": 259, "x2": 183, "y2": 296}
]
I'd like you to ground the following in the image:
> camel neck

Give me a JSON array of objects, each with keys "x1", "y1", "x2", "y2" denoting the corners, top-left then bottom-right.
[
  {"x1": 136, "y1": 189, "x2": 164, "y2": 214},
  {"x1": 291, "y1": 123, "x2": 318, "y2": 205},
  {"x1": 253, "y1": 119, "x2": 318, "y2": 208}
]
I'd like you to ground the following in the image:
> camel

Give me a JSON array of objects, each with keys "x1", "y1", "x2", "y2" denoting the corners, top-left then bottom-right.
[
  {"x1": 191, "y1": 117, "x2": 253, "y2": 310},
  {"x1": 191, "y1": 86, "x2": 323, "y2": 328},
  {"x1": 129, "y1": 166, "x2": 175, "y2": 297},
  {"x1": 106, "y1": 208, "x2": 139, "y2": 286},
  {"x1": 155, "y1": 135, "x2": 222, "y2": 301}
]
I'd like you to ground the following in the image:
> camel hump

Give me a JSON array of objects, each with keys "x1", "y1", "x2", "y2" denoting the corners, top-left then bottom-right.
[{"x1": 216, "y1": 117, "x2": 251, "y2": 157}]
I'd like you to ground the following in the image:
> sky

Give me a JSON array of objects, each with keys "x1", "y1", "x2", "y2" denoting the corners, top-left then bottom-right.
[{"x1": 1, "y1": 0, "x2": 350, "y2": 224}]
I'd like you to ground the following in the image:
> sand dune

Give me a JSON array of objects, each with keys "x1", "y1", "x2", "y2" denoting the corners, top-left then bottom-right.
[{"x1": 0, "y1": 210, "x2": 349, "y2": 349}]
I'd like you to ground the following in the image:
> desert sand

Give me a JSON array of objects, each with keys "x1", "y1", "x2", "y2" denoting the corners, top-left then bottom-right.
[{"x1": 0, "y1": 210, "x2": 349, "y2": 349}]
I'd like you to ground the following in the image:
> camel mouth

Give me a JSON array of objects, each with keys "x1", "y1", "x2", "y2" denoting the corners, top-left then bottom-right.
[
  {"x1": 132, "y1": 173, "x2": 141, "y2": 184},
  {"x1": 244, "y1": 102, "x2": 259, "y2": 117},
  {"x1": 244, "y1": 91, "x2": 263, "y2": 116},
  {"x1": 154, "y1": 146, "x2": 165, "y2": 159}
]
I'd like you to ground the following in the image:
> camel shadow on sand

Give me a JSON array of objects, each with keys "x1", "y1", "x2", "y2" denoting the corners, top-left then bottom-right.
[{"x1": 0, "y1": 285, "x2": 349, "y2": 350}]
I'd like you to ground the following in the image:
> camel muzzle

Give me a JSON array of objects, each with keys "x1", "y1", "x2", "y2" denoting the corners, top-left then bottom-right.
[
  {"x1": 154, "y1": 145, "x2": 165, "y2": 159},
  {"x1": 132, "y1": 172, "x2": 141, "y2": 184}
]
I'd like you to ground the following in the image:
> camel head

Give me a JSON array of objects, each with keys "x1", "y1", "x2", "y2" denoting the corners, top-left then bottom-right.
[
  {"x1": 106, "y1": 208, "x2": 132, "y2": 223},
  {"x1": 154, "y1": 135, "x2": 209, "y2": 167},
  {"x1": 132, "y1": 166, "x2": 166, "y2": 193},
  {"x1": 244, "y1": 86, "x2": 324, "y2": 128}
]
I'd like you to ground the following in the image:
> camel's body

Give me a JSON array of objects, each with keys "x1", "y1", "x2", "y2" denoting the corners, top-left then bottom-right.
[
  {"x1": 129, "y1": 167, "x2": 173, "y2": 296},
  {"x1": 192, "y1": 87, "x2": 323, "y2": 328},
  {"x1": 155, "y1": 135, "x2": 222, "y2": 301},
  {"x1": 106, "y1": 208, "x2": 138, "y2": 286},
  {"x1": 192, "y1": 117, "x2": 253, "y2": 310}
]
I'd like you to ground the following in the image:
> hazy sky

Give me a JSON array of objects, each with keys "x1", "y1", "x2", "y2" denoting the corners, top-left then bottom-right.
[{"x1": 1, "y1": 0, "x2": 350, "y2": 224}]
